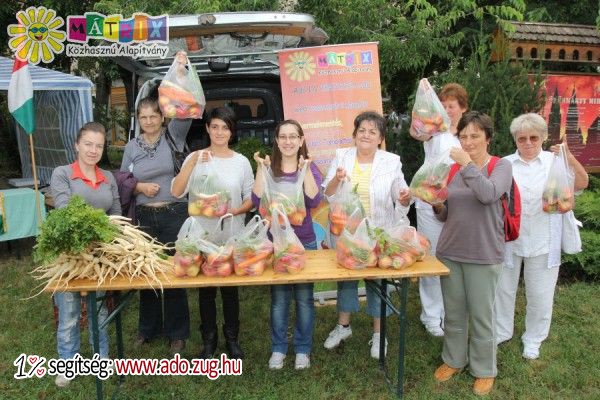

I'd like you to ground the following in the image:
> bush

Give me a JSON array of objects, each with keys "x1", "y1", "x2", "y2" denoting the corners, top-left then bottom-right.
[
  {"x1": 233, "y1": 138, "x2": 271, "y2": 174},
  {"x1": 561, "y1": 175, "x2": 600, "y2": 280}
]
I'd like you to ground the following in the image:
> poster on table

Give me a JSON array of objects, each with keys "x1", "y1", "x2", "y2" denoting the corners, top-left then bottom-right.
[
  {"x1": 540, "y1": 74, "x2": 600, "y2": 172},
  {"x1": 278, "y1": 42, "x2": 383, "y2": 247}
]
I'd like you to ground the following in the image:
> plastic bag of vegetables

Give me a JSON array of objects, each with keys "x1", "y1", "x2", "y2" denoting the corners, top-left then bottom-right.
[
  {"x1": 233, "y1": 215, "x2": 274, "y2": 276},
  {"x1": 271, "y1": 207, "x2": 306, "y2": 274}
]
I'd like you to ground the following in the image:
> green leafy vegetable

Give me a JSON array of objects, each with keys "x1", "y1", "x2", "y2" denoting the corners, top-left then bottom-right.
[{"x1": 34, "y1": 196, "x2": 119, "y2": 264}]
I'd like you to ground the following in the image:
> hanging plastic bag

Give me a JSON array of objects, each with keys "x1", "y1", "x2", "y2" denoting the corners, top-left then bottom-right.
[
  {"x1": 173, "y1": 217, "x2": 206, "y2": 277},
  {"x1": 188, "y1": 151, "x2": 231, "y2": 218},
  {"x1": 258, "y1": 164, "x2": 308, "y2": 226},
  {"x1": 542, "y1": 144, "x2": 574, "y2": 214},
  {"x1": 158, "y1": 56, "x2": 206, "y2": 119},
  {"x1": 336, "y1": 214, "x2": 377, "y2": 270},
  {"x1": 271, "y1": 207, "x2": 306, "y2": 274},
  {"x1": 561, "y1": 211, "x2": 582, "y2": 254},
  {"x1": 197, "y1": 214, "x2": 235, "y2": 277},
  {"x1": 411, "y1": 78, "x2": 451, "y2": 138},
  {"x1": 409, "y1": 150, "x2": 452, "y2": 205},
  {"x1": 233, "y1": 215, "x2": 274, "y2": 276},
  {"x1": 328, "y1": 178, "x2": 365, "y2": 236}
]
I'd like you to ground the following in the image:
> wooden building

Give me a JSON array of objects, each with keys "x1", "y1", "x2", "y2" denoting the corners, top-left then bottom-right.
[{"x1": 492, "y1": 21, "x2": 600, "y2": 64}]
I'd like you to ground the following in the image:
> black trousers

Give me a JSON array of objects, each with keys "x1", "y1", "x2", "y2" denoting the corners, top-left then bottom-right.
[
  {"x1": 136, "y1": 202, "x2": 190, "y2": 341},
  {"x1": 198, "y1": 286, "x2": 239, "y2": 333}
]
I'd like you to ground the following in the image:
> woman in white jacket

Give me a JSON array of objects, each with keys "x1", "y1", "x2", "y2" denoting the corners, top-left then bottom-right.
[{"x1": 322, "y1": 111, "x2": 411, "y2": 359}]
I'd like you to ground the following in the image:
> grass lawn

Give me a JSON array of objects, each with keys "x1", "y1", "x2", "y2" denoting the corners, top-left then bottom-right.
[{"x1": 1, "y1": 251, "x2": 599, "y2": 400}]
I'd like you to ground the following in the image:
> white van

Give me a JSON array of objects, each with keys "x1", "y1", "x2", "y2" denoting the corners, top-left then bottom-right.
[{"x1": 115, "y1": 12, "x2": 328, "y2": 149}]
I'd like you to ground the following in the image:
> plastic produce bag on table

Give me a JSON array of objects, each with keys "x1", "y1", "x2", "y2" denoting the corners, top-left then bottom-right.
[
  {"x1": 411, "y1": 78, "x2": 451, "y2": 139},
  {"x1": 258, "y1": 163, "x2": 308, "y2": 226},
  {"x1": 336, "y1": 212, "x2": 377, "y2": 270},
  {"x1": 233, "y1": 215, "x2": 274, "y2": 276},
  {"x1": 542, "y1": 144, "x2": 574, "y2": 214},
  {"x1": 389, "y1": 225, "x2": 431, "y2": 264},
  {"x1": 173, "y1": 217, "x2": 206, "y2": 277},
  {"x1": 328, "y1": 178, "x2": 365, "y2": 236},
  {"x1": 188, "y1": 151, "x2": 231, "y2": 218},
  {"x1": 271, "y1": 207, "x2": 306, "y2": 274},
  {"x1": 197, "y1": 214, "x2": 235, "y2": 277},
  {"x1": 158, "y1": 54, "x2": 206, "y2": 119},
  {"x1": 409, "y1": 149, "x2": 452, "y2": 205}
]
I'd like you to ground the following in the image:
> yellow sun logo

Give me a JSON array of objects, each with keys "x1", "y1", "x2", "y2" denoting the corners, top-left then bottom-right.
[
  {"x1": 7, "y1": 6, "x2": 66, "y2": 65},
  {"x1": 284, "y1": 51, "x2": 316, "y2": 82}
]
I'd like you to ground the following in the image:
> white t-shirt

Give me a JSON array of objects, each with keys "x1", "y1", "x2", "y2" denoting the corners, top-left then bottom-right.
[{"x1": 173, "y1": 151, "x2": 254, "y2": 238}]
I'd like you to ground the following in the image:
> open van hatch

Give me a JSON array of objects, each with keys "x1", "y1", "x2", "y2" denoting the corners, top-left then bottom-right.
[
  {"x1": 115, "y1": 12, "x2": 328, "y2": 146},
  {"x1": 115, "y1": 12, "x2": 328, "y2": 78}
]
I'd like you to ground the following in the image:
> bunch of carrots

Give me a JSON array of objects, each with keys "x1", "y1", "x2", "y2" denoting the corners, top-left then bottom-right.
[{"x1": 233, "y1": 239, "x2": 274, "y2": 276}]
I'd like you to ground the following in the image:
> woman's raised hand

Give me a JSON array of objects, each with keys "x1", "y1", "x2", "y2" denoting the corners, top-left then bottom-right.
[
  {"x1": 335, "y1": 167, "x2": 347, "y2": 182},
  {"x1": 298, "y1": 154, "x2": 312, "y2": 170},
  {"x1": 450, "y1": 146, "x2": 472, "y2": 167},
  {"x1": 253, "y1": 151, "x2": 271, "y2": 168},
  {"x1": 191, "y1": 150, "x2": 211, "y2": 165}
]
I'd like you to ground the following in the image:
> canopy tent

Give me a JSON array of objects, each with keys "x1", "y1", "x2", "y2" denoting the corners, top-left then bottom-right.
[{"x1": 0, "y1": 56, "x2": 93, "y2": 185}]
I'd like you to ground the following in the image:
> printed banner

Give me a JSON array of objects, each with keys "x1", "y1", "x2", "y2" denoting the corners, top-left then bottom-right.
[
  {"x1": 278, "y1": 42, "x2": 383, "y2": 174},
  {"x1": 540, "y1": 74, "x2": 600, "y2": 172},
  {"x1": 278, "y1": 42, "x2": 383, "y2": 248}
]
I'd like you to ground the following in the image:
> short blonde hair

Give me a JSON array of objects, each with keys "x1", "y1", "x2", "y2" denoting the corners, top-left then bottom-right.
[{"x1": 509, "y1": 113, "x2": 548, "y2": 142}]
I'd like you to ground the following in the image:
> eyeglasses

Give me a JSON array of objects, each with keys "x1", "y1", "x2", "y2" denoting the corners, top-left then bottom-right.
[
  {"x1": 277, "y1": 135, "x2": 301, "y2": 142},
  {"x1": 30, "y1": 27, "x2": 48, "y2": 34},
  {"x1": 517, "y1": 135, "x2": 541, "y2": 144}
]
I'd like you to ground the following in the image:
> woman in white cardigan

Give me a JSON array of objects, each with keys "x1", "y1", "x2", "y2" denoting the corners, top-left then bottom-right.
[
  {"x1": 495, "y1": 113, "x2": 588, "y2": 360},
  {"x1": 322, "y1": 111, "x2": 411, "y2": 359}
]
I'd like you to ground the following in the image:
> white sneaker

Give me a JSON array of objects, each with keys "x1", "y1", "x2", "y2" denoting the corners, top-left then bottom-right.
[
  {"x1": 268, "y1": 352, "x2": 286, "y2": 370},
  {"x1": 324, "y1": 324, "x2": 352, "y2": 349},
  {"x1": 425, "y1": 325, "x2": 444, "y2": 337},
  {"x1": 522, "y1": 346, "x2": 539, "y2": 360},
  {"x1": 295, "y1": 353, "x2": 310, "y2": 370},
  {"x1": 369, "y1": 332, "x2": 388, "y2": 359},
  {"x1": 55, "y1": 374, "x2": 72, "y2": 387}
]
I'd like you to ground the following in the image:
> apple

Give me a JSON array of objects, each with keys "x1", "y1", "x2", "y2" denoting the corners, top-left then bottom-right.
[
  {"x1": 176, "y1": 107, "x2": 189, "y2": 119},
  {"x1": 158, "y1": 96, "x2": 170, "y2": 107},
  {"x1": 187, "y1": 265, "x2": 200, "y2": 277},
  {"x1": 174, "y1": 263, "x2": 187, "y2": 277},
  {"x1": 163, "y1": 104, "x2": 176, "y2": 118},
  {"x1": 188, "y1": 202, "x2": 202, "y2": 216},
  {"x1": 217, "y1": 262, "x2": 232, "y2": 277}
]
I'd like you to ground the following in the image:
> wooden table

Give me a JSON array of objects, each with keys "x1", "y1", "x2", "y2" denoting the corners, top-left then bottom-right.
[{"x1": 49, "y1": 250, "x2": 449, "y2": 400}]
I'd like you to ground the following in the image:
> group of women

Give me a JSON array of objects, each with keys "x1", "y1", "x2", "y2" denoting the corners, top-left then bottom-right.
[{"x1": 50, "y1": 58, "x2": 588, "y2": 394}]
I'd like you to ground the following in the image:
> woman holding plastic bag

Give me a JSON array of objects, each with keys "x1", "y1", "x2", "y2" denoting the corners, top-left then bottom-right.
[
  {"x1": 322, "y1": 111, "x2": 411, "y2": 360},
  {"x1": 120, "y1": 51, "x2": 197, "y2": 356},
  {"x1": 409, "y1": 82, "x2": 468, "y2": 337},
  {"x1": 495, "y1": 113, "x2": 588, "y2": 361},
  {"x1": 252, "y1": 120, "x2": 322, "y2": 370},
  {"x1": 430, "y1": 111, "x2": 513, "y2": 395},
  {"x1": 172, "y1": 107, "x2": 254, "y2": 359}
]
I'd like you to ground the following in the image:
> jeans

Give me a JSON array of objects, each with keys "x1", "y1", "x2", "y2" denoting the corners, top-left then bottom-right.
[
  {"x1": 136, "y1": 202, "x2": 190, "y2": 340},
  {"x1": 54, "y1": 291, "x2": 109, "y2": 359},
  {"x1": 330, "y1": 235, "x2": 393, "y2": 318},
  {"x1": 270, "y1": 240, "x2": 317, "y2": 354}
]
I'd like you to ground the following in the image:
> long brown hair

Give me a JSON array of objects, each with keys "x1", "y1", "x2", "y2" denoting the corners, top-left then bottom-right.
[{"x1": 271, "y1": 119, "x2": 309, "y2": 177}]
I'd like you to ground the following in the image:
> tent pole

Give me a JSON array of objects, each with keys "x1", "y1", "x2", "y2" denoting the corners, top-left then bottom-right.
[{"x1": 28, "y1": 135, "x2": 42, "y2": 226}]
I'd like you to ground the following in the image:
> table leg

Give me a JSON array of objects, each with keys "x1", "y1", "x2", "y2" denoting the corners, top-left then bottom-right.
[
  {"x1": 114, "y1": 292, "x2": 125, "y2": 384},
  {"x1": 87, "y1": 292, "x2": 104, "y2": 400},
  {"x1": 379, "y1": 279, "x2": 388, "y2": 369},
  {"x1": 396, "y1": 278, "x2": 409, "y2": 399}
]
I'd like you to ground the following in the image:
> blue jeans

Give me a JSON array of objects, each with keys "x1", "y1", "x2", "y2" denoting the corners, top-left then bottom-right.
[
  {"x1": 336, "y1": 280, "x2": 394, "y2": 318},
  {"x1": 330, "y1": 234, "x2": 393, "y2": 318},
  {"x1": 271, "y1": 240, "x2": 317, "y2": 354},
  {"x1": 54, "y1": 292, "x2": 109, "y2": 359}
]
